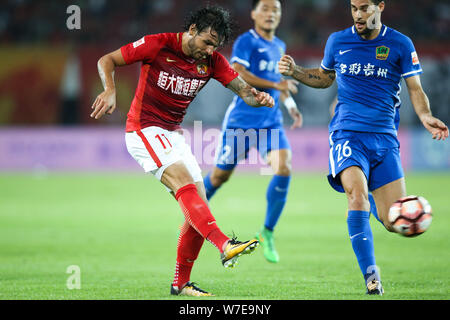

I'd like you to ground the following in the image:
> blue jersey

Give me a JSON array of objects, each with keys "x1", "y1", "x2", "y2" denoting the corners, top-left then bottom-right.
[
  {"x1": 321, "y1": 25, "x2": 422, "y2": 136},
  {"x1": 224, "y1": 29, "x2": 286, "y2": 129}
]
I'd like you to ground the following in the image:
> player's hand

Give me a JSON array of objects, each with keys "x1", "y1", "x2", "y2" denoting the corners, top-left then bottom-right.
[
  {"x1": 289, "y1": 108, "x2": 303, "y2": 130},
  {"x1": 276, "y1": 79, "x2": 299, "y2": 95},
  {"x1": 90, "y1": 89, "x2": 116, "y2": 120},
  {"x1": 251, "y1": 88, "x2": 274, "y2": 108},
  {"x1": 278, "y1": 55, "x2": 296, "y2": 76},
  {"x1": 420, "y1": 114, "x2": 449, "y2": 140}
]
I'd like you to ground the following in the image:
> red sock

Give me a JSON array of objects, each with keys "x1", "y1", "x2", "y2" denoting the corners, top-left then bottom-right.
[
  {"x1": 175, "y1": 184, "x2": 229, "y2": 253},
  {"x1": 172, "y1": 221, "x2": 204, "y2": 289}
]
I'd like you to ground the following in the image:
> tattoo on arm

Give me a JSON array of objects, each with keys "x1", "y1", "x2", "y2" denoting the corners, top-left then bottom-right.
[
  {"x1": 226, "y1": 76, "x2": 260, "y2": 107},
  {"x1": 292, "y1": 66, "x2": 335, "y2": 89}
]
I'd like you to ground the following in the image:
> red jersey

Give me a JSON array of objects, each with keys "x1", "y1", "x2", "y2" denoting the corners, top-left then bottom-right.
[{"x1": 121, "y1": 32, "x2": 239, "y2": 132}]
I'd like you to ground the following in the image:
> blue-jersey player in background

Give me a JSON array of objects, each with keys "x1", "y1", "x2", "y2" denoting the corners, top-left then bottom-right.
[
  {"x1": 279, "y1": 0, "x2": 448, "y2": 295},
  {"x1": 204, "y1": 0, "x2": 302, "y2": 263}
]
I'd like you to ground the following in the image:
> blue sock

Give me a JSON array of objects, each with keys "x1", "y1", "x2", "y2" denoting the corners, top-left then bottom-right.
[
  {"x1": 347, "y1": 210, "x2": 377, "y2": 279},
  {"x1": 264, "y1": 175, "x2": 291, "y2": 231},
  {"x1": 203, "y1": 173, "x2": 218, "y2": 200},
  {"x1": 368, "y1": 193, "x2": 383, "y2": 225}
]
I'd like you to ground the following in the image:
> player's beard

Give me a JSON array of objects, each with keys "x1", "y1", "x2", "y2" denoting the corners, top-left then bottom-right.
[
  {"x1": 355, "y1": 22, "x2": 375, "y2": 37},
  {"x1": 187, "y1": 37, "x2": 205, "y2": 60}
]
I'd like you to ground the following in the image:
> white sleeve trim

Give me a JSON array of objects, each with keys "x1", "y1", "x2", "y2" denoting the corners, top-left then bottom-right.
[
  {"x1": 402, "y1": 69, "x2": 423, "y2": 78},
  {"x1": 320, "y1": 61, "x2": 335, "y2": 71},
  {"x1": 230, "y1": 57, "x2": 250, "y2": 68}
]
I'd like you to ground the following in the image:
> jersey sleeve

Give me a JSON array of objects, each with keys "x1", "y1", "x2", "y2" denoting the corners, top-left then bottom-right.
[
  {"x1": 399, "y1": 36, "x2": 423, "y2": 78},
  {"x1": 229, "y1": 35, "x2": 252, "y2": 69},
  {"x1": 212, "y1": 53, "x2": 239, "y2": 86},
  {"x1": 321, "y1": 33, "x2": 337, "y2": 71},
  {"x1": 120, "y1": 34, "x2": 167, "y2": 65}
]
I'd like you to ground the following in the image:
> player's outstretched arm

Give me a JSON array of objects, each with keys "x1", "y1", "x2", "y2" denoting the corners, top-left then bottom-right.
[
  {"x1": 278, "y1": 55, "x2": 335, "y2": 89},
  {"x1": 405, "y1": 75, "x2": 449, "y2": 140},
  {"x1": 90, "y1": 49, "x2": 127, "y2": 120},
  {"x1": 226, "y1": 76, "x2": 275, "y2": 108}
]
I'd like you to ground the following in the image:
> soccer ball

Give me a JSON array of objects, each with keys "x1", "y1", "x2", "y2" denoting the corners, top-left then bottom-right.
[{"x1": 388, "y1": 195, "x2": 432, "y2": 237}]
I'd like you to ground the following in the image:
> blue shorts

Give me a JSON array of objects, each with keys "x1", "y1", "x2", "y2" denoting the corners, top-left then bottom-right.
[
  {"x1": 215, "y1": 125, "x2": 291, "y2": 171},
  {"x1": 328, "y1": 130, "x2": 404, "y2": 193}
]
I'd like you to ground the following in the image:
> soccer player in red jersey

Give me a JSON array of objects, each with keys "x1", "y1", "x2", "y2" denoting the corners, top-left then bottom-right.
[{"x1": 90, "y1": 6, "x2": 275, "y2": 297}]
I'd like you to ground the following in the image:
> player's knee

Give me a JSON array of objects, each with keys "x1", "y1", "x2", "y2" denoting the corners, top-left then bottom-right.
[
  {"x1": 346, "y1": 190, "x2": 370, "y2": 211},
  {"x1": 272, "y1": 156, "x2": 292, "y2": 176},
  {"x1": 274, "y1": 162, "x2": 291, "y2": 176}
]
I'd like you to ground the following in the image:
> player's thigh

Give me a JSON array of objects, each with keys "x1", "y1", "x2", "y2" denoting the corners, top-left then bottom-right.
[
  {"x1": 327, "y1": 131, "x2": 370, "y2": 196},
  {"x1": 266, "y1": 148, "x2": 292, "y2": 176},
  {"x1": 160, "y1": 130, "x2": 203, "y2": 194},
  {"x1": 339, "y1": 166, "x2": 370, "y2": 212},
  {"x1": 371, "y1": 177, "x2": 406, "y2": 231},
  {"x1": 125, "y1": 127, "x2": 179, "y2": 174},
  {"x1": 171, "y1": 131, "x2": 204, "y2": 190}
]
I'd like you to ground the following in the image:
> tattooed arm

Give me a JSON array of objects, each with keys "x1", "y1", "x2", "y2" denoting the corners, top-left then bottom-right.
[
  {"x1": 226, "y1": 75, "x2": 275, "y2": 108},
  {"x1": 278, "y1": 55, "x2": 336, "y2": 89}
]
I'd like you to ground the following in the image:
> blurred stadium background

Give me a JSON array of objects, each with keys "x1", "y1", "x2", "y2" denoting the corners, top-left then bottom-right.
[
  {"x1": 0, "y1": 0, "x2": 449, "y2": 300},
  {"x1": 0, "y1": 0, "x2": 449, "y2": 172}
]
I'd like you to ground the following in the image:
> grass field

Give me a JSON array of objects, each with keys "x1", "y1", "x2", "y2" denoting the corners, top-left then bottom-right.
[{"x1": 0, "y1": 172, "x2": 449, "y2": 300}]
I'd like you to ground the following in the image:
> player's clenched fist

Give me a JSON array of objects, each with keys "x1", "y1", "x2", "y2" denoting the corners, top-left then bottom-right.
[
  {"x1": 251, "y1": 88, "x2": 275, "y2": 108},
  {"x1": 278, "y1": 55, "x2": 296, "y2": 76},
  {"x1": 90, "y1": 89, "x2": 116, "y2": 120}
]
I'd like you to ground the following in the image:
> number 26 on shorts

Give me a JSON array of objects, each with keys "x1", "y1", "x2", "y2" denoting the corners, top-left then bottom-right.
[{"x1": 335, "y1": 140, "x2": 352, "y2": 162}]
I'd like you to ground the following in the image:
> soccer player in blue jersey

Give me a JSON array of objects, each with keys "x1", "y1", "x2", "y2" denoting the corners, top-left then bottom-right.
[
  {"x1": 279, "y1": 0, "x2": 449, "y2": 295},
  {"x1": 331, "y1": 97, "x2": 400, "y2": 226},
  {"x1": 203, "y1": 0, "x2": 302, "y2": 263}
]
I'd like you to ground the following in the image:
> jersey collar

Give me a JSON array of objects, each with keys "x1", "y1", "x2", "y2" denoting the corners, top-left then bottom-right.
[{"x1": 352, "y1": 25, "x2": 388, "y2": 42}]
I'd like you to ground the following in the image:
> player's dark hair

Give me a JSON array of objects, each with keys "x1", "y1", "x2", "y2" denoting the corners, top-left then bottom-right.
[
  {"x1": 183, "y1": 5, "x2": 235, "y2": 47},
  {"x1": 252, "y1": 0, "x2": 282, "y2": 10}
]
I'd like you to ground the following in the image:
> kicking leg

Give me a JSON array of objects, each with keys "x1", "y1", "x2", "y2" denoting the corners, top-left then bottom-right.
[
  {"x1": 371, "y1": 178, "x2": 406, "y2": 232},
  {"x1": 368, "y1": 193, "x2": 383, "y2": 225},
  {"x1": 162, "y1": 161, "x2": 230, "y2": 252},
  {"x1": 162, "y1": 161, "x2": 258, "y2": 269}
]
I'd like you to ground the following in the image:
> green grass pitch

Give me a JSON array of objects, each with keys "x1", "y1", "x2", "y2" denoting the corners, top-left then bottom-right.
[{"x1": 0, "y1": 172, "x2": 449, "y2": 300}]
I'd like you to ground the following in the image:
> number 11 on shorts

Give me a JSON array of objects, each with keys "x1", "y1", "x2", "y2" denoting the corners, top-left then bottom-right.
[{"x1": 155, "y1": 134, "x2": 172, "y2": 149}]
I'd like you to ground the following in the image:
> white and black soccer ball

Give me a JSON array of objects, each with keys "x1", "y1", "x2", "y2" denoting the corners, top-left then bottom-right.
[{"x1": 388, "y1": 195, "x2": 432, "y2": 237}]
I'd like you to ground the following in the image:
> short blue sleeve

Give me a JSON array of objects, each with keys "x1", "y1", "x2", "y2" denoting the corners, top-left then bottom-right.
[
  {"x1": 230, "y1": 35, "x2": 253, "y2": 69},
  {"x1": 321, "y1": 33, "x2": 337, "y2": 71},
  {"x1": 399, "y1": 36, "x2": 423, "y2": 78}
]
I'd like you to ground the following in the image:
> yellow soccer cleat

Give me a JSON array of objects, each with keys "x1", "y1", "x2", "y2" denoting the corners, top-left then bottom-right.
[
  {"x1": 170, "y1": 282, "x2": 214, "y2": 297},
  {"x1": 366, "y1": 279, "x2": 384, "y2": 296},
  {"x1": 221, "y1": 237, "x2": 259, "y2": 268}
]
